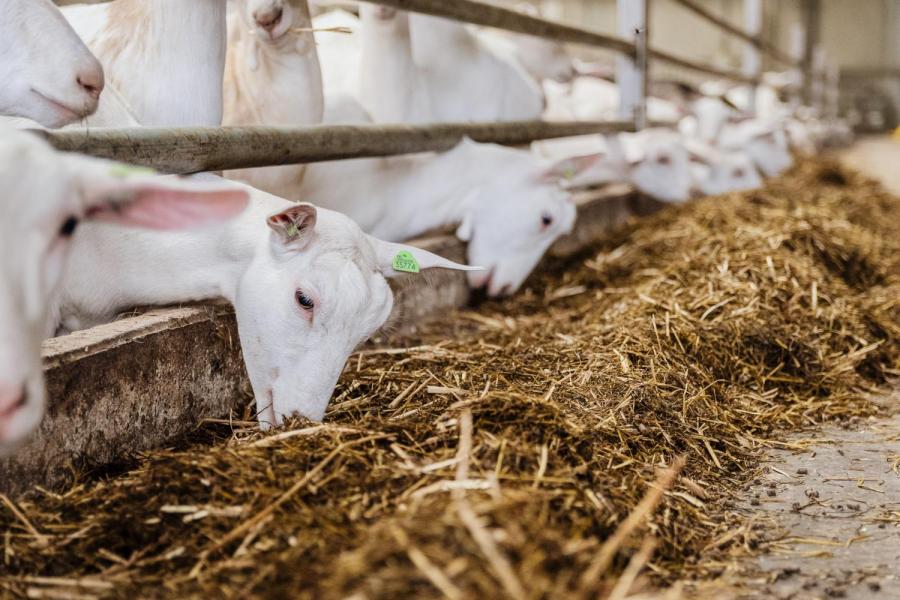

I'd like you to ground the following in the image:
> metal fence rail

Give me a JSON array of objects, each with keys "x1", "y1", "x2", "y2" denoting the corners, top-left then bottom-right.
[
  {"x1": 36, "y1": 120, "x2": 634, "y2": 174},
  {"x1": 670, "y1": 0, "x2": 798, "y2": 67},
  {"x1": 39, "y1": 0, "x2": 825, "y2": 171},
  {"x1": 358, "y1": 0, "x2": 755, "y2": 84}
]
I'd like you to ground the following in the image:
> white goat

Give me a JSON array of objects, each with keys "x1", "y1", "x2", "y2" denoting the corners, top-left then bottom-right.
[
  {"x1": 300, "y1": 134, "x2": 580, "y2": 296},
  {"x1": 684, "y1": 140, "x2": 763, "y2": 197},
  {"x1": 312, "y1": 9, "x2": 363, "y2": 103},
  {"x1": 224, "y1": 0, "x2": 324, "y2": 196},
  {"x1": 533, "y1": 130, "x2": 696, "y2": 204},
  {"x1": 543, "y1": 76, "x2": 684, "y2": 124},
  {"x1": 0, "y1": 0, "x2": 104, "y2": 128},
  {"x1": 0, "y1": 127, "x2": 249, "y2": 452},
  {"x1": 357, "y1": 6, "x2": 543, "y2": 123},
  {"x1": 55, "y1": 178, "x2": 478, "y2": 427},
  {"x1": 62, "y1": 0, "x2": 228, "y2": 127},
  {"x1": 719, "y1": 119, "x2": 794, "y2": 177}
]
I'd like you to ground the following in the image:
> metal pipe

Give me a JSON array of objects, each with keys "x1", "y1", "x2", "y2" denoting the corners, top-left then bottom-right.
[
  {"x1": 670, "y1": 0, "x2": 799, "y2": 66},
  {"x1": 33, "y1": 121, "x2": 635, "y2": 174},
  {"x1": 358, "y1": 0, "x2": 757, "y2": 83}
]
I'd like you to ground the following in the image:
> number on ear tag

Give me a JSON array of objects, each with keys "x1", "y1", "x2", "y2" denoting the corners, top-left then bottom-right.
[{"x1": 392, "y1": 250, "x2": 420, "y2": 274}]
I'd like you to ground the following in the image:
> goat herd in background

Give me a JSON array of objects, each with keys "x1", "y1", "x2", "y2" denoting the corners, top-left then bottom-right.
[{"x1": 0, "y1": 0, "x2": 852, "y2": 459}]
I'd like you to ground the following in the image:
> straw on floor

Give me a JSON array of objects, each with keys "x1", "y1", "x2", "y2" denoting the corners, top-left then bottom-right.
[{"x1": 1, "y1": 160, "x2": 898, "y2": 599}]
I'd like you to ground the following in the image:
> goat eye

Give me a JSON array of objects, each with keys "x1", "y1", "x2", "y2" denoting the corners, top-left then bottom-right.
[
  {"x1": 541, "y1": 212, "x2": 554, "y2": 227},
  {"x1": 295, "y1": 290, "x2": 315, "y2": 311},
  {"x1": 733, "y1": 169, "x2": 745, "y2": 178},
  {"x1": 59, "y1": 216, "x2": 79, "y2": 238}
]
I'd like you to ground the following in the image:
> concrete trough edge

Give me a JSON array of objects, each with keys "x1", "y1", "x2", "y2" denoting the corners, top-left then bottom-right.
[{"x1": 1, "y1": 184, "x2": 657, "y2": 495}]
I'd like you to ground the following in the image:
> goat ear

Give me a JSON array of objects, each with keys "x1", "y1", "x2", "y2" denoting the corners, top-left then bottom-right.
[
  {"x1": 267, "y1": 203, "x2": 318, "y2": 250},
  {"x1": 75, "y1": 162, "x2": 249, "y2": 230},
  {"x1": 540, "y1": 153, "x2": 603, "y2": 183},
  {"x1": 368, "y1": 238, "x2": 484, "y2": 278}
]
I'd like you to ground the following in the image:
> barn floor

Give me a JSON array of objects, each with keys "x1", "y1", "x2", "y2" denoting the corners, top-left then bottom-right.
[
  {"x1": 692, "y1": 137, "x2": 900, "y2": 600},
  {"x1": 1, "y1": 153, "x2": 899, "y2": 599},
  {"x1": 840, "y1": 136, "x2": 900, "y2": 195}
]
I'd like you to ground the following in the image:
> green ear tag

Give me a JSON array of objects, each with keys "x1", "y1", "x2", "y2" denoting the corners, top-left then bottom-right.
[
  {"x1": 108, "y1": 164, "x2": 157, "y2": 178},
  {"x1": 392, "y1": 250, "x2": 420, "y2": 274},
  {"x1": 564, "y1": 167, "x2": 576, "y2": 180}
]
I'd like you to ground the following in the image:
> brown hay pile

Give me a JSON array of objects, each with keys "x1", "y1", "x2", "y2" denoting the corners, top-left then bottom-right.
[{"x1": 1, "y1": 161, "x2": 899, "y2": 599}]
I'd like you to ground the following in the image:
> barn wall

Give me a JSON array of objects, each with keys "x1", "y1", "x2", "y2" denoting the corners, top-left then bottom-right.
[{"x1": 497, "y1": 0, "x2": 896, "y2": 72}]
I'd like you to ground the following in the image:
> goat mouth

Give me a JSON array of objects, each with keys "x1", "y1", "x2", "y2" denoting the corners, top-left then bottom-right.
[
  {"x1": 30, "y1": 89, "x2": 86, "y2": 120},
  {"x1": 470, "y1": 267, "x2": 495, "y2": 290}
]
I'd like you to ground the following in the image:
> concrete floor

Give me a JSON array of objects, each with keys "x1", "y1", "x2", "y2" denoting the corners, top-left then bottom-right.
[
  {"x1": 711, "y1": 140, "x2": 900, "y2": 599},
  {"x1": 735, "y1": 414, "x2": 900, "y2": 599},
  {"x1": 839, "y1": 135, "x2": 900, "y2": 195}
]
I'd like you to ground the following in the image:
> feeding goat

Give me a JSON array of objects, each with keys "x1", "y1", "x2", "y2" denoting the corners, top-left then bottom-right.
[
  {"x1": 55, "y1": 178, "x2": 479, "y2": 428},
  {"x1": 719, "y1": 119, "x2": 794, "y2": 177},
  {"x1": 684, "y1": 140, "x2": 763, "y2": 197},
  {"x1": 0, "y1": 0, "x2": 104, "y2": 128},
  {"x1": 0, "y1": 127, "x2": 249, "y2": 452},
  {"x1": 534, "y1": 130, "x2": 696, "y2": 204},
  {"x1": 62, "y1": 0, "x2": 228, "y2": 127},
  {"x1": 300, "y1": 135, "x2": 580, "y2": 297}
]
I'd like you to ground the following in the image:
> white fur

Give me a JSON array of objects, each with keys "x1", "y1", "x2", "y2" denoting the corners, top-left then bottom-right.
[
  {"x1": 533, "y1": 130, "x2": 696, "y2": 204},
  {"x1": 312, "y1": 9, "x2": 363, "y2": 103},
  {"x1": 543, "y1": 77, "x2": 683, "y2": 123},
  {"x1": 62, "y1": 0, "x2": 227, "y2": 127},
  {"x1": 54, "y1": 176, "x2": 477, "y2": 427},
  {"x1": 0, "y1": 0, "x2": 104, "y2": 128},
  {"x1": 224, "y1": 0, "x2": 324, "y2": 197},
  {"x1": 0, "y1": 126, "x2": 248, "y2": 452},
  {"x1": 353, "y1": 7, "x2": 543, "y2": 123},
  {"x1": 684, "y1": 140, "x2": 763, "y2": 197},
  {"x1": 301, "y1": 134, "x2": 578, "y2": 296},
  {"x1": 719, "y1": 119, "x2": 794, "y2": 177}
]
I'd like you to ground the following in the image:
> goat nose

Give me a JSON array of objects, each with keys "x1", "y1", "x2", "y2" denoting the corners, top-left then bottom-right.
[
  {"x1": 254, "y1": 6, "x2": 284, "y2": 32},
  {"x1": 76, "y1": 66, "x2": 104, "y2": 101},
  {"x1": 0, "y1": 384, "x2": 26, "y2": 419}
]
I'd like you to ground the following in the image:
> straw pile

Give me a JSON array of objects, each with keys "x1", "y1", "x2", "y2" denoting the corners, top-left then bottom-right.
[{"x1": 1, "y1": 160, "x2": 898, "y2": 599}]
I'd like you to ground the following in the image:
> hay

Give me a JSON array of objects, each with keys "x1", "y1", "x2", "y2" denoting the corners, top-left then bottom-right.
[{"x1": 1, "y1": 160, "x2": 899, "y2": 599}]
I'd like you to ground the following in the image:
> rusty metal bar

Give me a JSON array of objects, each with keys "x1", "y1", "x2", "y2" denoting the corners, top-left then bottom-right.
[
  {"x1": 649, "y1": 46, "x2": 757, "y2": 84},
  {"x1": 357, "y1": 0, "x2": 756, "y2": 84},
  {"x1": 357, "y1": 0, "x2": 636, "y2": 55},
  {"x1": 33, "y1": 120, "x2": 635, "y2": 174},
  {"x1": 670, "y1": 0, "x2": 799, "y2": 67}
]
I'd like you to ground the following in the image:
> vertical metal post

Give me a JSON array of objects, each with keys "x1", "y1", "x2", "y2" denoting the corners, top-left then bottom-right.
[
  {"x1": 825, "y1": 60, "x2": 840, "y2": 119},
  {"x1": 812, "y1": 45, "x2": 827, "y2": 115},
  {"x1": 743, "y1": 0, "x2": 763, "y2": 116},
  {"x1": 788, "y1": 23, "x2": 806, "y2": 109},
  {"x1": 616, "y1": 0, "x2": 648, "y2": 130},
  {"x1": 801, "y1": 0, "x2": 822, "y2": 106}
]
